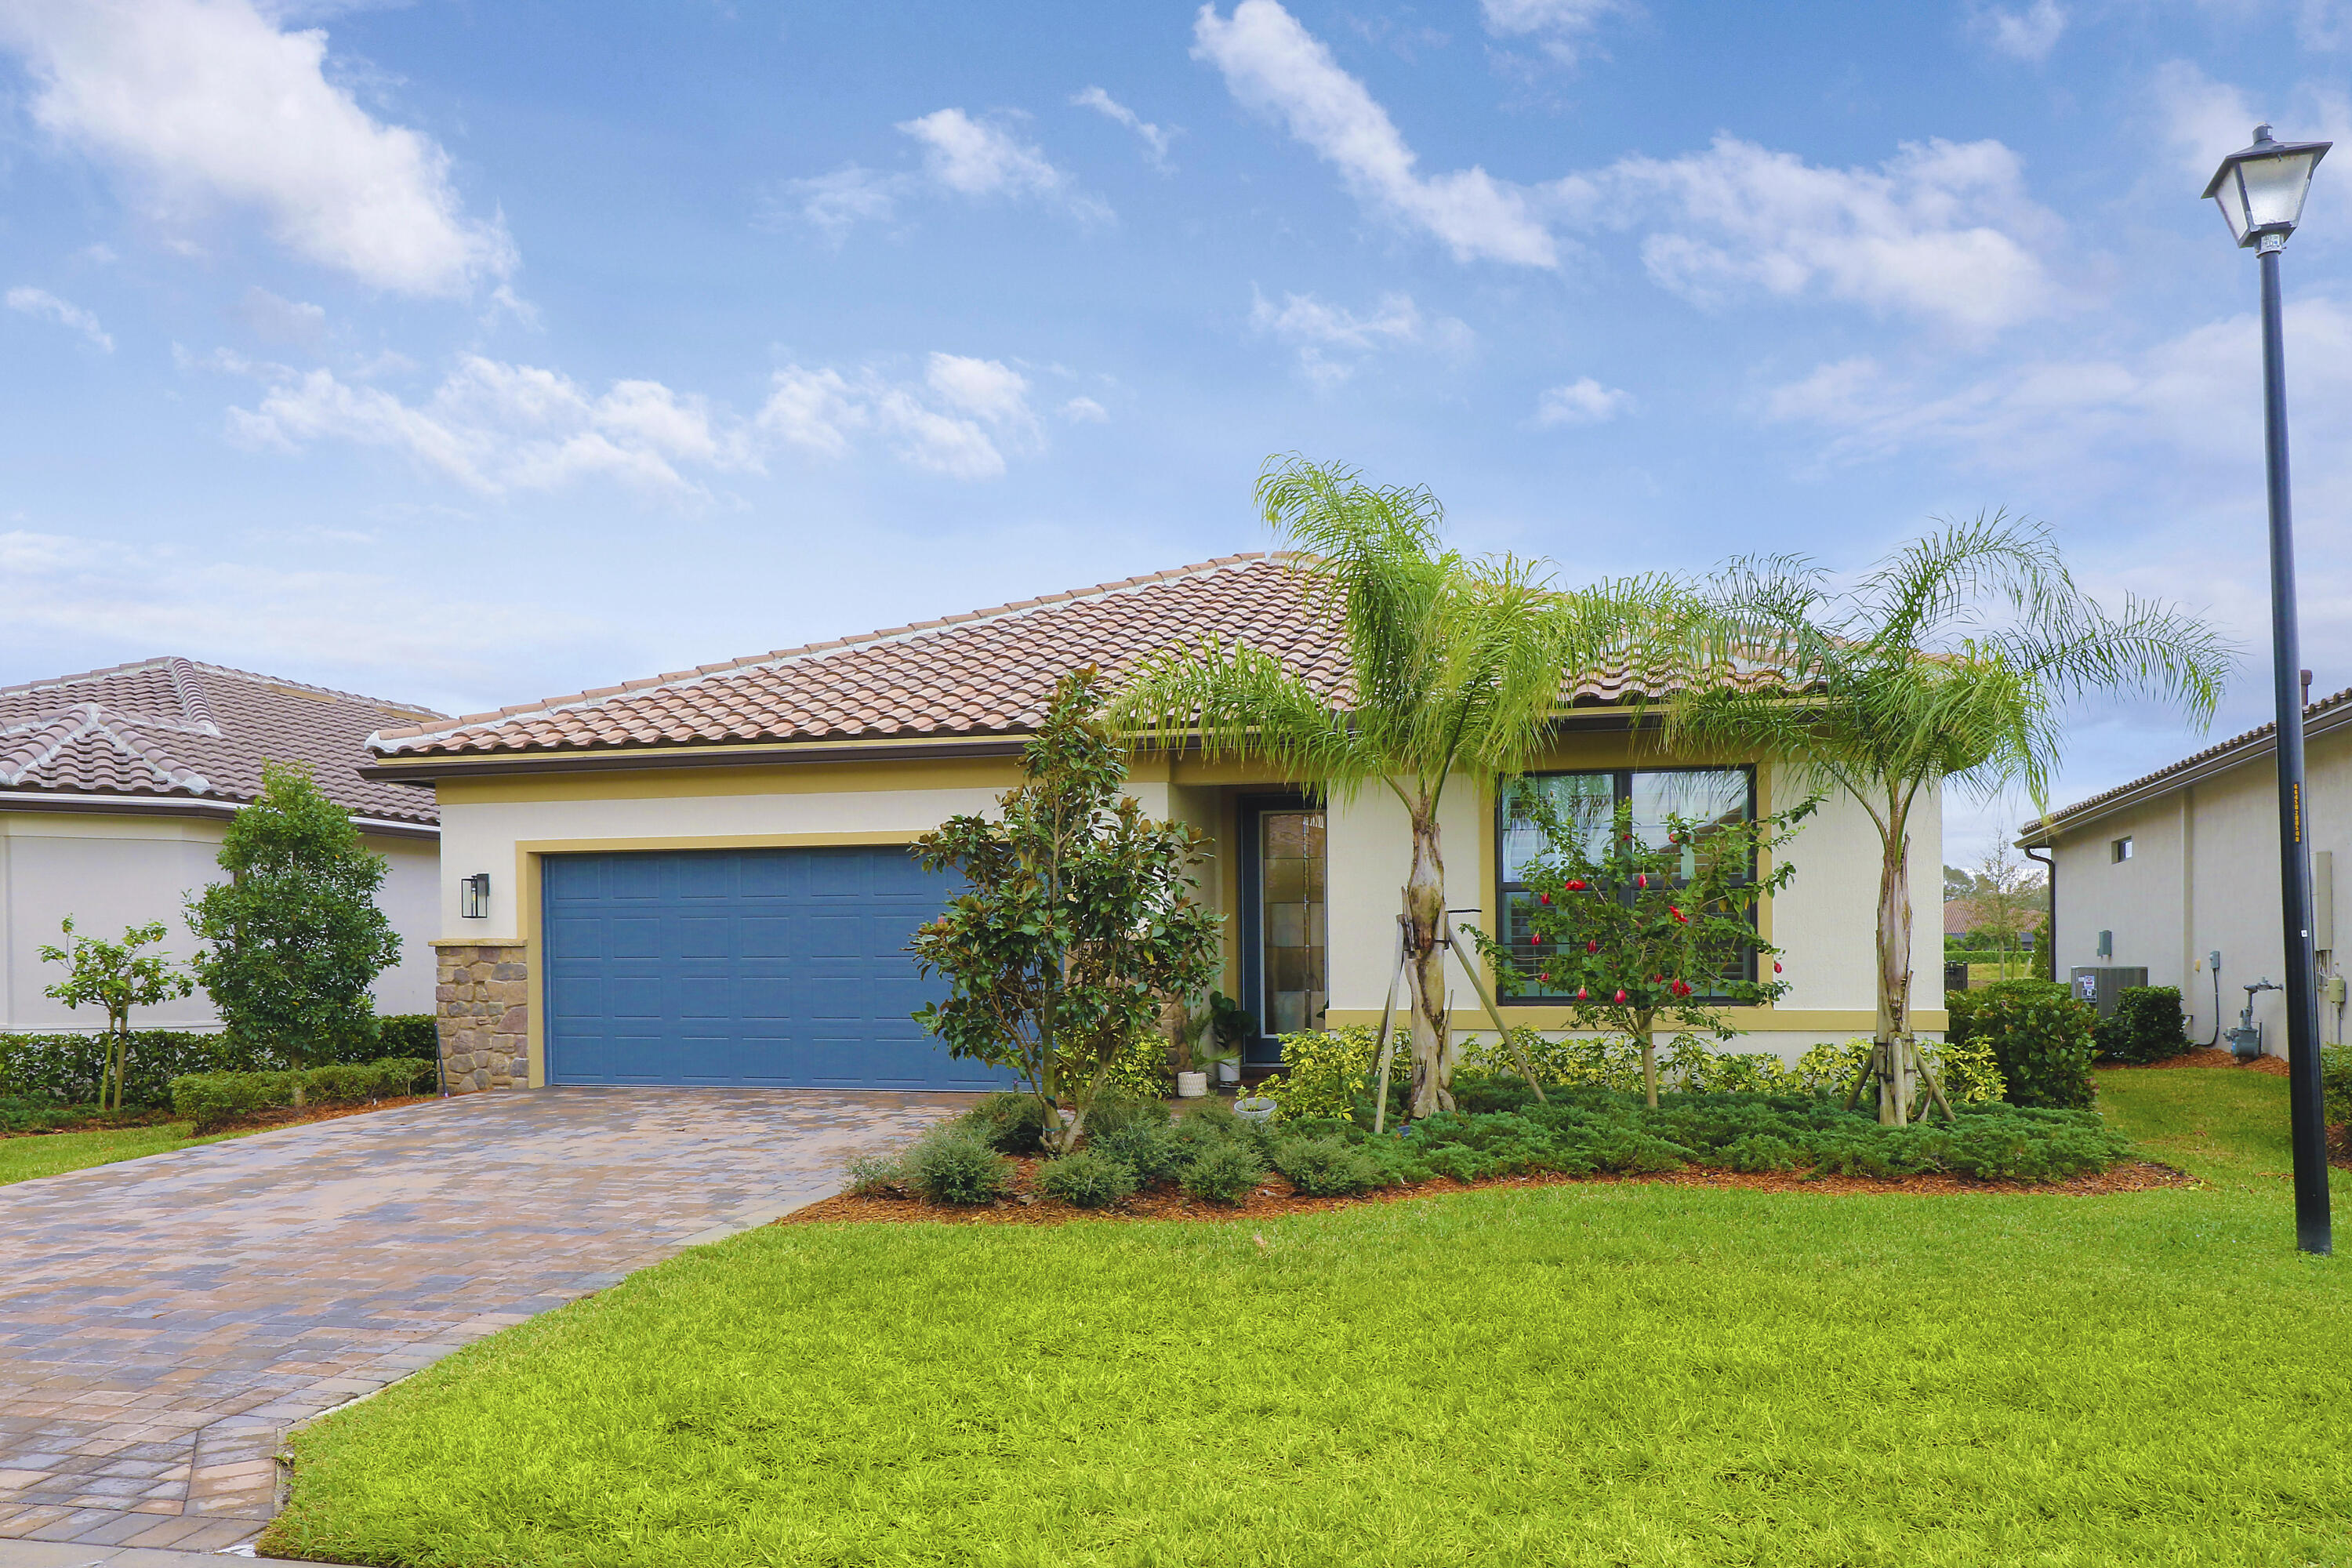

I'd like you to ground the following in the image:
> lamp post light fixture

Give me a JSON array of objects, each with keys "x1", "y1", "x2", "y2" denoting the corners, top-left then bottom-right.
[
  {"x1": 2206, "y1": 123, "x2": 2334, "y2": 1256},
  {"x1": 460, "y1": 873, "x2": 491, "y2": 920}
]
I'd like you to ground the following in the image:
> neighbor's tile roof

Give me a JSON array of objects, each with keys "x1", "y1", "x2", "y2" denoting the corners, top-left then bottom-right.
[
  {"x1": 0, "y1": 658, "x2": 444, "y2": 825},
  {"x1": 373, "y1": 553, "x2": 1682, "y2": 762},
  {"x1": 2020, "y1": 682, "x2": 2352, "y2": 842}
]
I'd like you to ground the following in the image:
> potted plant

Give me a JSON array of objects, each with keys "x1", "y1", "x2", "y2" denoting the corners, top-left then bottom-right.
[{"x1": 1172, "y1": 990, "x2": 1254, "y2": 1097}]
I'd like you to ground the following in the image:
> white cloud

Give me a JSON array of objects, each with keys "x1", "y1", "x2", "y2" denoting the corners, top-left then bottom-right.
[
  {"x1": 1480, "y1": 0, "x2": 1630, "y2": 63},
  {"x1": 783, "y1": 166, "x2": 903, "y2": 239},
  {"x1": 1060, "y1": 395, "x2": 1110, "y2": 422},
  {"x1": 755, "y1": 353, "x2": 1048, "y2": 481},
  {"x1": 1248, "y1": 287, "x2": 1467, "y2": 385},
  {"x1": 1760, "y1": 297, "x2": 2352, "y2": 483},
  {"x1": 1073, "y1": 86, "x2": 1175, "y2": 170},
  {"x1": 782, "y1": 109, "x2": 1108, "y2": 236},
  {"x1": 1534, "y1": 377, "x2": 1631, "y2": 425},
  {"x1": 0, "y1": 526, "x2": 606, "y2": 694},
  {"x1": 226, "y1": 355, "x2": 754, "y2": 496},
  {"x1": 1974, "y1": 0, "x2": 2066, "y2": 62},
  {"x1": 1595, "y1": 134, "x2": 2060, "y2": 335},
  {"x1": 0, "y1": 0, "x2": 514, "y2": 297},
  {"x1": 1192, "y1": 1, "x2": 1559, "y2": 267},
  {"x1": 5, "y1": 286, "x2": 113, "y2": 350},
  {"x1": 2151, "y1": 60, "x2": 2262, "y2": 184},
  {"x1": 230, "y1": 285, "x2": 325, "y2": 348}
]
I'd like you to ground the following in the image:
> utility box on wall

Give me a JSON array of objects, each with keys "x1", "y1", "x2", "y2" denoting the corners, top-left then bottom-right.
[{"x1": 2070, "y1": 966, "x2": 2148, "y2": 1019}]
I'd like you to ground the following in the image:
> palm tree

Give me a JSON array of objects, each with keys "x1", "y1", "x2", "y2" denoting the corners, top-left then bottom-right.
[
  {"x1": 1110, "y1": 457, "x2": 1668, "y2": 1116},
  {"x1": 1663, "y1": 514, "x2": 2230, "y2": 1123}
]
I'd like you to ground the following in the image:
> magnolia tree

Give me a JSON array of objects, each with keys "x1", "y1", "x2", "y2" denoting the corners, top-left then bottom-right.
[
  {"x1": 1467, "y1": 789, "x2": 1811, "y2": 1107},
  {"x1": 38, "y1": 918, "x2": 194, "y2": 1111},
  {"x1": 187, "y1": 760, "x2": 401, "y2": 1072},
  {"x1": 910, "y1": 668, "x2": 1221, "y2": 1153}
]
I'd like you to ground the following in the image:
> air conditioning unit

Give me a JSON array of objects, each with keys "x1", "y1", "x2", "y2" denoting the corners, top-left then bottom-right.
[{"x1": 2069, "y1": 966, "x2": 2147, "y2": 1019}]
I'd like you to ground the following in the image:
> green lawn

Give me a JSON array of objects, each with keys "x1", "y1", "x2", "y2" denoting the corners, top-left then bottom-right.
[
  {"x1": 0, "y1": 1120, "x2": 238, "y2": 1185},
  {"x1": 266, "y1": 1071, "x2": 2349, "y2": 1568}
]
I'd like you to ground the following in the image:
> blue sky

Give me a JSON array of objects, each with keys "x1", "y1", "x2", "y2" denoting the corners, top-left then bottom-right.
[{"x1": 2, "y1": 0, "x2": 2348, "y2": 864}]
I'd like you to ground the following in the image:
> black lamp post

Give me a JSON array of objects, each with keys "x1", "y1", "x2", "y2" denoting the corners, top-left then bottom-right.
[{"x1": 2205, "y1": 123, "x2": 2334, "y2": 1255}]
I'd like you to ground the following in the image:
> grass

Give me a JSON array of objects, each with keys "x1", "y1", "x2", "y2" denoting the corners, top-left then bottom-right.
[
  {"x1": 266, "y1": 1070, "x2": 2349, "y2": 1568},
  {"x1": 0, "y1": 1119, "x2": 238, "y2": 1185}
]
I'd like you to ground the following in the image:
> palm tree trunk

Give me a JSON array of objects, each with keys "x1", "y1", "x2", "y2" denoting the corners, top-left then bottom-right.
[
  {"x1": 1874, "y1": 805, "x2": 1915, "y2": 1126},
  {"x1": 1401, "y1": 797, "x2": 1455, "y2": 1118}
]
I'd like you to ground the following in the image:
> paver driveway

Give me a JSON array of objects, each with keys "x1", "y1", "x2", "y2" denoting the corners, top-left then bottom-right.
[{"x1": 0, "y1": 1087, "x2": 967, "y2": 1552}]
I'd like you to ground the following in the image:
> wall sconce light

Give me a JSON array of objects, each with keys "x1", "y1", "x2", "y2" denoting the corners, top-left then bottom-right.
[{"x1": 460, "y1": 873, "x2": 491, "y2": 919}]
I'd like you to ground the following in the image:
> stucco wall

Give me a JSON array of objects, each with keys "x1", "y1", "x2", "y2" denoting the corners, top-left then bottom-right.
[
  {"x1": 428, "y1": 747, "x2": 1939, "y2": 1080},
  {"x1": 2047, "y1": 720, "x2": 2352, "y2": 1053},
  {"x1": 0, "y1": 810, "x2": 439, "y2": 1031}
]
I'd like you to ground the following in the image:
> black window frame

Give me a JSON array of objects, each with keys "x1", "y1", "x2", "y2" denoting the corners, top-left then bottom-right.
[{"x1": 1492, "y1": 764, "x2": 1761, "y2": 1005}]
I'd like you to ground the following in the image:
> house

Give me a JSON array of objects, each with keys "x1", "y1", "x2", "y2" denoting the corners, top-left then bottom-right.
[
  {"x1": 2018, "y1": 684, "x2": 2352, "y2": 1057},
  {"x1": 0, "y1": 658, "x2": 444, "y2": 1030},
  {"x1": 362, "y1": 554, "x2": 1943, "y2": 1093}
]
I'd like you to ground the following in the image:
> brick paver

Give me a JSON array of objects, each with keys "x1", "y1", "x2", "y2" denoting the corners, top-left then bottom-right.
[{"x1": 0, "y1": 1087, "x2": 964, "y2": 1548}]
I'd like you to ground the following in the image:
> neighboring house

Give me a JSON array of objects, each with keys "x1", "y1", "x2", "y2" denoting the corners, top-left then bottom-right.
[
  {"x1": 1944, "y1": 898, "x2": 1984, "y2": 940},
  {"x1": 0, "y1": 658, "x2": 445, "y2": 1031},
  {"x1": 2018, "y1": 684, "x2": 2352, "y2": 1057},
  {"x1": 364, "y1": 554, "x2": 1943, "y2": 1094}
]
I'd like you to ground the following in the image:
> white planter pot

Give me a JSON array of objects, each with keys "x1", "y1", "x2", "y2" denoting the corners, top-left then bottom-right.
[
  {"x1": 1175, "y1": 1071, "x2": 1210, "y2": 1099},
  {"x1": 1214, "y1": 1060, "x2": 1241, "y2": 1087},
  {"x1": 1234, "y1": 1097, "x2": 1278, "y2": 1125}
]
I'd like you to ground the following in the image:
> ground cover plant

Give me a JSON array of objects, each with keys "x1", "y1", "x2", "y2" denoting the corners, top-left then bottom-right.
[{"x1": 266, "y1": 1069, "x2": 2347, "y2": 1568}]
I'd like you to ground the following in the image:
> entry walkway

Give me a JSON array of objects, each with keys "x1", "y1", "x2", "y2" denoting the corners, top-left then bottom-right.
[{"x1": 0, "y1": 1087, "x2": 964, "y2": 1552}]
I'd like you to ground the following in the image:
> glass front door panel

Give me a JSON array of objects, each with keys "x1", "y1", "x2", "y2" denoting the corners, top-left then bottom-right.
[{"x1": 1260, "y1": 810, "x2": 1327, "y2": 1036}]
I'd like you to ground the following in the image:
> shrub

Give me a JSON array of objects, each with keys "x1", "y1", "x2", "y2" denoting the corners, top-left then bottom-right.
[
  {"x1": 1793, "y1": 1036, "x2": 2004, "y2": 1105},
  {"x1": 1082, "y1": 1094, "x2": 1171, "y2": 1143},
  {"x1": 963, "y1": 1093, "x2": 1054, "y2": 1154},
  {"x1": 905, "y1": 1122, "x2": 1013, "y2": 1206},
  {"x1": 1270, "y1": 1134, "x2": 1384, "y2": 1196},
  {"x1": 1178, "y1": 1140, "x2": 1265, "y2": 1205},
  {"x1": 1254, "y1": 1025, "x2": 1400, "y2": 1120},
  {"x1": 171, "y1": 1070, "x2": 298, "y2": 1132},
  {"x1": 1072, "y1": 1030, "x2": 1175, "y2": 1103},
  {"x1": 1088, "y1": 1120, "x2": 1187, "y2": 1185},
  {"x1": 372, "y1": 1015, "x2": 439, "y2": 1062},
  {"x1": 1037, "y1": 1149, "x2": 1138, "y2": 1208},
  {"x1": 2323, "y1": 1044, "x2": 2351, "y2": 1131},
  {"x1": 844, "y1": 1151, "x2": 906, "y2": 1196},
  {"x1": 2096, "y1": 986, "x2": 2193, "y2": 1065},
  {"x1": 1968, "y1": 980, "x2": 2097, "y2": 1109},
  {"x1": 1, "y1": 1029, "x2": 267, "y2": 1109},
  {"x1": 167, "y1": 1057, "x2": 434, "y2": 1132}
]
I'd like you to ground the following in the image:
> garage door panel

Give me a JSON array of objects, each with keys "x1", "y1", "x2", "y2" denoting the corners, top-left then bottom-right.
[{"x1": 544, "y1": 845, "x2": 1008, "y2": 1090}]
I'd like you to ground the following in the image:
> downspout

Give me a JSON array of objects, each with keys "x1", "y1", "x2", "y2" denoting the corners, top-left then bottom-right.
[{"x1": 2023, "y1": 842, "x2": 2056, "y2": 983}]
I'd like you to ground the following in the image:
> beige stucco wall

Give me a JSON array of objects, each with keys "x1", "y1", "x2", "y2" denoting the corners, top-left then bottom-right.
[
  {"x1": 430, "y1": 746, "x2": 1939, "y2": 1082},
  {"x1": 0, "y1": 809, "x2": 439, "y2": 1031},
  {"x1": 2046, "y1": 720, "x2": 2352, "y2": 1053}
]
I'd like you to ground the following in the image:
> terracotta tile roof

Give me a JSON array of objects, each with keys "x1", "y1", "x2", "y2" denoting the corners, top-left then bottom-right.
[
  {"x1": 0, "y1": 658, "x2": 444, "y2": 826},
  {"x1": 372, "y1": 553, "x2": 1688, "y2": 763},
  {"x1": 2020, "y1": 684, "x2": 2352, "y2": 842}
]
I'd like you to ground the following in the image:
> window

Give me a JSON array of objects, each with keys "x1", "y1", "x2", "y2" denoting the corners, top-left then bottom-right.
[
  {"x1": 2112, "y1": 837, "x2": 2133, "y2": 863},
  {"x1": 1495, "y1": 766, "x2": 1757, "y2": 1003}
]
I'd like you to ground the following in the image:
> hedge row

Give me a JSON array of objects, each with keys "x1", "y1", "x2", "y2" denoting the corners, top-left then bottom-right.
[
  {"x1": 0, "y1": 1015, "x2": 438, "y2": 1109},
  {"x1": 170, "y1": 1058, "x2": 437, "y2": 1133}
]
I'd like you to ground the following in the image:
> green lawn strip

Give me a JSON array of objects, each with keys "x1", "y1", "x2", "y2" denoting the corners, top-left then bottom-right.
[
  {"x1": 0, "y1": 1120, "x2": 245, "y2": 1185},
  {"x1": 270, "y1": 1073, "x2": 2347, "y2": 1568}
]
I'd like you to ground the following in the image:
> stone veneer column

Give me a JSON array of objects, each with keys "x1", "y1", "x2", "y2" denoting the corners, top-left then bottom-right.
[{"x1": 434, "y1": 941, "x2": 529, "y2": 1091}]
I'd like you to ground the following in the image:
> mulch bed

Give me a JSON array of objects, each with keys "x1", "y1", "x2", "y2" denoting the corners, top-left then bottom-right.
[
  {"x1": 781, "y1": 1154, "x2": 2196, "y2": 1229},
  {"x1": 0, "y1": 1094, "x2": 441, "y2": 1139}
]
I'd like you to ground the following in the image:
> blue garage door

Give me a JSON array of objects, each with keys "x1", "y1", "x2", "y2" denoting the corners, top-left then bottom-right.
[{"x1": 542, "y1": 845, "x2": 1010, "y2": 1090}]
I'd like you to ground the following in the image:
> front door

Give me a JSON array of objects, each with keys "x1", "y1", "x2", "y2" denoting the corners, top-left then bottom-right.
[{"x1": 1239, "y1": 797, "x2": 1327, "y2": 1065}]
